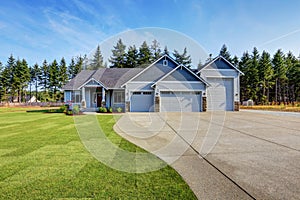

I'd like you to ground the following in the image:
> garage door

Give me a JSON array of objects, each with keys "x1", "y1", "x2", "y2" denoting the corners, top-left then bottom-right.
[
  {"x1": 206, "y1": 78, "x2": 233, "y2": 111},
  {"x1": 160, "y1": 91, "x2": 202, "y2": 112},
  {"x1": 130, "y1": 91, "x2": 154, "y2": 112}
]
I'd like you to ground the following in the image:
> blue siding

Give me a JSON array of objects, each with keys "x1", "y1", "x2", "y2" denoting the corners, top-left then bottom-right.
[
  {"x1": 133, "y1": 57, "x2": 178, "y2": 82},
  {"x1": 163, "y1": 67, "x2": 199, "y2": 81},
  {"x1": 206, "y1": 59, "x2": 234, "y2": 70}
]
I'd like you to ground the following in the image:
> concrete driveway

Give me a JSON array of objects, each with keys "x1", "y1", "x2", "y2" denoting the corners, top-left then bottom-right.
[{"x1": 114, "y1": 111, "x2": 300, "y2": 200}]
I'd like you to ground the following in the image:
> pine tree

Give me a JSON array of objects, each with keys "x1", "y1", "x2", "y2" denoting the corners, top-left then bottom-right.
[
  {"x1": 109, "y1": 39, "x2": 126, "y2": 68},
  {"x1": 272, "y1": 49, "x2": 287, "y2": 103},
  {"x1": 125, "y1": 45, "x2": 138, "y2": 68},
  {"x1": 285, "y1": 52, "x2": 299, "y2": 103},
  {"x1": 89, "y1": 45, "x2": 104, "y2": 69},
  {"x1": 173, "y1": 47, "x2": 192, "y2": 68},
  {"x1": 31, "y1": 63, "x2": 41, "y2": 102},
  {"x1": 219, "y1": 44, "x2": 232, "y2": 63},
  {"x1": 232, "y1": 56, "x2": 239, "y2": 67},
  {"x1": 197, "y1": 59, "x2": 203, "y2": 70},
  {"x1": 249, "y1": 47, "x2": 260, "y2": 103},
  {"x1": 150, "y1": 39, "x2": 162, "y2": 61},
  {"x1": 49, "y1": 59, "x2": 60, "y2": 101},
  {"x1": 20, "y1": 59, "x2": 30, "y2": 102},
  {"x1": 59, "y1": 58, "x2": 68, "y2": 87},
  {"x1": 138, "y1": 41, "x2": 152, "y2": 66},
  {"x1": 239, "y1": 52, "x2": 252, "y2": 101},
  {"x1": 258, "y1": 51, "x2": 274, "y2": 104},
  {"x1": 39, "y1": 60, "x2": 50, "y2": 102},
  {"x1": 163, "y1": 46, "x2": 169, "y2": 55},
  {"x1": 68, "y1": 58, "x2": 76, "y2": 79},
  {"x1": 6, "y1": 55, "x2": 16, "y2": 102}
]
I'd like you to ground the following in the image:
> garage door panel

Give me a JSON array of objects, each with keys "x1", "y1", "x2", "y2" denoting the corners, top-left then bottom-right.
[
  {"x1": 161, "y1": 91, "x2": 201, "y2": 112},
  {"x1": 131, "y1": 91, "x2": 154, "y2": 112},
  {"x1": 207, "y1": 78, "x2": 233, "y2": 111}
]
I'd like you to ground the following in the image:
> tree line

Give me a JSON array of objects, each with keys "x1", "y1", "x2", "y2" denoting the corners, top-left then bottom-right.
[
  {"x1": 0, "y1": 55, "x2": 84, "y2": 103},
  {"x1": 219, "y1": 45, "x2": 300, "y2": 104},
  {"x1": 0, "y1": 38, "x2": 299, "y2": 104},
  {"x1": 87, "y1": 39, "x2": 192, "y2": 69}
]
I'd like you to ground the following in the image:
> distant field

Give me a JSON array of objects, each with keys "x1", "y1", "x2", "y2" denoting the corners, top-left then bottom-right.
[
  {"x1": 0, "y1": 108, "x2": 196, "y2": 199},
  {"x1": 240, "y1": 104, "x2": 300, "y2": 112}
]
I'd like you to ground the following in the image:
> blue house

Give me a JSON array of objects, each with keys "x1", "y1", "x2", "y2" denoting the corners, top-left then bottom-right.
[{"x1": 62, "y1": 54, "x2": 242, "y2": 112}]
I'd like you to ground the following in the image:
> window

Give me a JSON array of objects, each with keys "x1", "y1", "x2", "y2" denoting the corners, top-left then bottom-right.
[
  {"x1": 71, "y1": 91, "x2": 82, "y2": 103},
  {"x1": 133, "y1": 92, "x2": 142, "y2": 95},
  {"x1": 114, "y1": 91, "x2": 125, "y2": 103},
  {"x1": 143, "y1": 92, "x2": 152, "y2": 95},
  {"x1": 163, "y1": 59, "x2": 168, "y2": 66}
]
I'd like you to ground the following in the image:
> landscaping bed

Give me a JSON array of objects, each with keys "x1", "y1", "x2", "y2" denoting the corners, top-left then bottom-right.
[{"x1": 240, "y1": 104, "x2": 300, "y2": 112}]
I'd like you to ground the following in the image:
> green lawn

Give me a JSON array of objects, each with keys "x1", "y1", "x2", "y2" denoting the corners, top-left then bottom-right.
[{"x1": 0, "y1": 109, "x2": 196, "y2": 199}]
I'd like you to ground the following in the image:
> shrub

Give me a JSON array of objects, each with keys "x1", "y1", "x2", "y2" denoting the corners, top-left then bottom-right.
[
  {"x1": 99, "y1": 107, "x2": 107, "y2": 113},
  {"x1": 117, "y1": 107, "x2": 122, "y2": 113},
  {"x1": 72, "y1": 105, "x2": 80, "y2": 115},
  {"x1": 108, "y1": 107, "x2": 113, "y2": 113},
  {"x1": 59, "y1": 105, "x2": 67, "y2": 113}
]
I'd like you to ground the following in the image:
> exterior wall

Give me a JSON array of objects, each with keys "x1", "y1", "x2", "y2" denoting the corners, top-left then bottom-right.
[{"x1": 200, "y1": 69, "x2": 240, "y2": 102}]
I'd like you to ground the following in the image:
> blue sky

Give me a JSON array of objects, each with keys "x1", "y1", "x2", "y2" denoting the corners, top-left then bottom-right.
[{"x1": 1, "y1": 0, "x2": 300, "y2": 67}]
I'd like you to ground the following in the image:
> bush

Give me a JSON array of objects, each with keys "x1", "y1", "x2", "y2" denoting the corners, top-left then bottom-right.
[
  {"x1": 59, "y1": 105, "x2": 67, "y2": 113},
  {"x1": 117, "y1": 107, "x2": 122, "y2": 113},
  {"x1": 72, "y1": 105, "x2": 80, "y2": 115},
  {"x1": 108, "y1": 107, "x2": 113, "y2": 113},
  {"x1": 98, "y1": 107, "x2": 107, "y2": 113}
]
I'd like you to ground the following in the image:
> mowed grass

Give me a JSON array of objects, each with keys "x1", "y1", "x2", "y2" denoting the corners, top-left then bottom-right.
[{"x1": 0, "y1": 108, "x2": 196, "y2": 199}]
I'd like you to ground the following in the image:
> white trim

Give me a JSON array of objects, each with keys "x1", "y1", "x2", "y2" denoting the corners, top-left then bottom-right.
[
  {"x1": 159, "y1": 89, "x2": 204, "y2": 92},
  {"x1": 78, "y1": 78, "x2": 107, "y2": 90},
  {"x1": 151, "y1": 64, "x2": 210, "y2": 88},
  {"x1": 197, "y1": 56, "x2": 244, "y2": 75},
  {"x1": 121, "y1": 54, "x2": 179, "y2": 88}
]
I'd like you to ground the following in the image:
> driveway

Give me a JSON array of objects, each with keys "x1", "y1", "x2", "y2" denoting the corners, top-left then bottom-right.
[{"x1": 114, "y1": 111, "x2": 300, "y2": 200}]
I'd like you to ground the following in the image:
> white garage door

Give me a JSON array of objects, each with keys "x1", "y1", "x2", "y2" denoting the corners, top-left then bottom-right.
[
  {"x1": 160, "y1": 91, "x2": 202, "y2": 112},
  {"x1": 130, "y1": 91, "x2": 154, "y2": 112},
  {"x1": 206, "y1": 78, "x2": 234, "y2": 111}
]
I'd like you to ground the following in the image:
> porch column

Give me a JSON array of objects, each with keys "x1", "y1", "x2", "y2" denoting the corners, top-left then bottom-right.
[
  {"x1": 102, "y1": 87, "x2": 106, "y2": 107},
  {"x1": 81, "y1": 87, "x2": 86, "y2": 108}
]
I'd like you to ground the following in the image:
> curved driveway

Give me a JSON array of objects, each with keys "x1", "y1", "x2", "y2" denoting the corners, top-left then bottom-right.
[{"x1": 114, "y1": 111, "x2": 300, "y2": 199}]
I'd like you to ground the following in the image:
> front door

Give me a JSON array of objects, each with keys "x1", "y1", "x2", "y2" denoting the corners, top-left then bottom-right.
[{"x1": 97, "y1": 93, "x2": 102, "y2": 107}]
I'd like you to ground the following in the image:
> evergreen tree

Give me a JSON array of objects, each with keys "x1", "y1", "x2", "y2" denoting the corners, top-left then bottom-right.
[
  {"x1": 173, "y1": 47, "x2": 192, "y2": 68},
  {"x1": 272, "y1": 49, "x2": 287, "y2": 103},
  {"x1": 31, "y1": 63, "x2": 41, "y2": 102},
  {"x1": 258, "y1": 51, "x2": 274, "y2": 104},
  {"x1": 68, "y1": 58, "x2": 76, "y2": 79},
  {"x1": 39, "y1": 60, "x2": 50, "y2": 102},
  {"x1": 20, "y1": 59, "x2": 30, "y2": 102},
  {"x1": 6, "y1": 55, "x2": 16, "y2": 102},
  {"x1": 219, "y1": 44, "x2": 232, "y2": 63},
  {"x1": 163, "y1": 46, "x2": 169, "y2": 55},
  {"x1": 49, "y1": 59, "x2": 60, "y2": 101},
  {"x1": 138, "y1": 41, "x2": 152, "y2": 66},
  {"x1": 59, "y1": 57, "x2": 68, "y2": 88},
  {"x1": 125, "y1": 45, "x2": 139, "y2": 68},
  {"x1": 0, "y1": 62, "x2": 3, "y2": 101},
  {"x1": 249, "y1": 47, "x2": 260, "y2": 103},
  {"x1": 109, "y1": 39, "x2": 126, "y2": 68},
  {"x1": 239, "y1": 52, "x2": 252, "y2": 101},
  {"x1": 285, "y1": 52, "x2": 299, "y2": 103},
  {"x1": 89, "y1": 45, "x2": 104, "y2": 69},
  {"x1": 232, "y1": 55, "x2": 239, "y2": 67},
  {"x1": 197, "y1": 59, "x2": 203, "y2": 70},
  {"x1": 150, "y1": 39, "x2": 162, "y2": 61}
]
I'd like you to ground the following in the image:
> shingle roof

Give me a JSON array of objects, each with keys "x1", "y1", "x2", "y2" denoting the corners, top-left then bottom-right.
[{"x1": 62, "y1": 68, "x2": 143, "y2": 90}]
